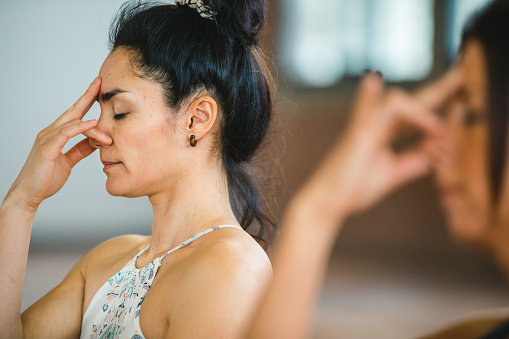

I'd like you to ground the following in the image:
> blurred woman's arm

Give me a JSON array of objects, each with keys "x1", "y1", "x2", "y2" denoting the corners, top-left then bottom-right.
[{"x1": 247, "y1": 70, "x2": 461, "y2": 339}]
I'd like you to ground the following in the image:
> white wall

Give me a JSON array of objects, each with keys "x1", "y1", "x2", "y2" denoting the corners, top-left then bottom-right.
[{"x1": 0, "y1": 0, "x2": 154, "y2": 246}]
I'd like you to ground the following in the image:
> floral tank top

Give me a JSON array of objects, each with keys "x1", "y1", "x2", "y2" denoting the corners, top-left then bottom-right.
[{"x1": 80, "y1": 224, "x2": 243, "y2": 339}]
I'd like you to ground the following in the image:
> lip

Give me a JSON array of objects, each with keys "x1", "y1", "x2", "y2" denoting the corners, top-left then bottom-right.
[{"x1": 102, "y1": 161, "x2": 122, "y2": 172}]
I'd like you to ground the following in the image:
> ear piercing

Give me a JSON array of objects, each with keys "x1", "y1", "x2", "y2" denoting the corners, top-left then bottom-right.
[{"x1": 190, "y1": 135, "x2": 197, "y2": 147}]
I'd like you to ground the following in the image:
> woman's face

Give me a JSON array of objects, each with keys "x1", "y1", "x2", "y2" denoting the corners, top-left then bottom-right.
[
  {"x1": 93, "y1": 48, "x2": 188, "y2": 198},
  {"x1": 434, "y1": 39, "x2": 495, "y2": 244}
]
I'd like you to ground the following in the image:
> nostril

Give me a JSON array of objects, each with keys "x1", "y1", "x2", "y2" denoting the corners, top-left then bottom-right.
[{"x1": 88, "y1": 138, "x2": 105, "y2": 149}]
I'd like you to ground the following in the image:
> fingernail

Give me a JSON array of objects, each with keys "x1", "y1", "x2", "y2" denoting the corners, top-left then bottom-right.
[
  {"x1": 363, "y1": 69, "x2": 373, "y2": 76},
  {"x1": 92, "y1": 77, "x2": 100, "y2": 84},
  {"x1": 374, "y1": 70, "x2": 383, "y2": 79},
  {"x1": 89, "y1": 119, "x2": 97, "y2": 125}
]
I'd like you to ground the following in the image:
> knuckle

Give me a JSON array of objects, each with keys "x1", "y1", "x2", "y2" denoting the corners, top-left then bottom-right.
[
  {"x1": 58, "y1": 127, "x2": 71, "y2": 138},
  {"x1": 35, "y1": 126, "x2": 52, "y2": 143},
  {"x1": 36, "y1": 130, "x2": 46, "y2": 141}
]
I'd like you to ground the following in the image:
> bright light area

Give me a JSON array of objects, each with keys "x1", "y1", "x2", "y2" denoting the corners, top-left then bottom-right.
[
  {"x1": 368, "y1": 0, "x2": 434, "y2": 81},
  {"x1": 449, "y1": 0, "x2": 492, "y2": 57},
  {"x1": 280, "y1": 0, "x2": 434, "y2": 86}
]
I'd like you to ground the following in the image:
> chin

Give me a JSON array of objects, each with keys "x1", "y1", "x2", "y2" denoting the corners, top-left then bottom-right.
[
  {"x1": 446, "y1": 211, "x2": 489, "y2": 245},
  {"x1": 105, "y1": 179, "x2": 145, "y2": 198}
]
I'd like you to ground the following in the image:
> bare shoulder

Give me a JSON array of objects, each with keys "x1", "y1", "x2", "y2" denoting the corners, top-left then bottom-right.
[
  {"x1": 190, "y1": 228, "x2": 272, "y2": 281},
  {"x1": 170, "y1": 227, "x2": 273, "y2": 296},
  {"x1": 79, "y1": 234, "x2": 150, "y2": 276},
  {"x1": 163, "y1": 228, "x2": 273, "y2": 337},
  {"x1": 87, "y1": 234, "x2": 149, "y2": 257}
]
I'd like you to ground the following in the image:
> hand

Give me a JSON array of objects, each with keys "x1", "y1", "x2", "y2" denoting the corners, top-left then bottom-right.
[
  {"x1": 5, "y1": 78, "x2": 111, "y2": 209},
  {"x1": 293, "y1": 70, "x2": 461, "y2": 225}
]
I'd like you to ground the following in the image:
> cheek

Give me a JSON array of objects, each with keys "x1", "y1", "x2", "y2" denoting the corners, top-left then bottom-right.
[
  {"x1": 461, "y1": 138, "x2": 489, "y2": 198},
  {"x1": 124, "y1": 119, "x2": 180, "y2": 177},
  {"x1": 448, "y1": 128, "x2": 492, "y2": 240}
]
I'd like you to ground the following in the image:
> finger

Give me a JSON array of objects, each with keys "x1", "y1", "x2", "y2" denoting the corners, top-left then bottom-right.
[
  {"x1": 427, "y1": 135, "x2": 458, "y2": 168},
  {"x1": 41, "y1": 120, "x2": 98, "y2": 158},
  {"x1": 52, "y1": 78, "x2": 102, "y2": 128},
  {"x1": 414, "y1": 68, "x2": 462, "y2": 109},
  {"x1": 351, "y1": 72, "x2": 385, "y2": 119},
  {"x1": 390, "y1": 149, "x2": 432, "y2": 187},
  {"x1": 81, "y1": 128, "x2": 112, "y2": 146},
  {"x1": 381, "y1": 90, "x2": 442, "y2": 137},
  {"x1": 65, "y1": 138, "x2": 96, "y2": 168}
]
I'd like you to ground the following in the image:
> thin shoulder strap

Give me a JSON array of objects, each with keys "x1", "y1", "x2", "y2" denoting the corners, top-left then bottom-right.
[
  {"x1": 134, "y1": 244, "x2": 151, "y2": 260},
  {"x1": 156, "y1": 224, "x2": 243, "y2": 263}
]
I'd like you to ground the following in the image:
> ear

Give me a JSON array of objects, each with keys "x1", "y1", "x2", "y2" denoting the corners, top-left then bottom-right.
[{"x1": 185, "y1": 95, "x2": 218, "y2": 144}]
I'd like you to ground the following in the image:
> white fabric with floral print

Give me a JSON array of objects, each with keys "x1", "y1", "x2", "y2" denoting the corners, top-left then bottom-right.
[{"x1": 80, "y1": 225, "x2": 242, "y2": 339}]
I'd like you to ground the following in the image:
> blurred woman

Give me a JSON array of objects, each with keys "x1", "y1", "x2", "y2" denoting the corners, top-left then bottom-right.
[
  {"x1": 0, "y1": 0, "x2": 275, "y2": 338},
  {"x1": 248, "y1": 0, "x2": 509, "y2": 338},
  {"x1": 434, "y1": 0, "x2": 509, "y2": 280}
]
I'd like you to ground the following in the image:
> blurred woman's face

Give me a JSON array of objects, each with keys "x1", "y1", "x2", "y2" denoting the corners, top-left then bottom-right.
[{"x1": 434, "y1": 40, "x2": 493, "y2": 244}]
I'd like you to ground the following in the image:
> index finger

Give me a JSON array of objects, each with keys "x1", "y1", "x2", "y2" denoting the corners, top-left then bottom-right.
[
  {"x1": 53, "y1": 77, "x2": 102, "y2": 128},
  {"x1": 351, "y1": 72, "x2": 385, "y2": 120},
  {"x1": 414, "y1": 67, "x2": 462, "y2": 109},
  {"x1": 382, "y1": 90, "x2": 442, "y2": 138}
]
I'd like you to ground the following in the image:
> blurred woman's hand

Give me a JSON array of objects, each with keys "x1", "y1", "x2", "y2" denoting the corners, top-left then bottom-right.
[
  {"x1": 290, "y1": 70, "x2": 461, "y2": 227},
  {"x1": 5, "y1": 78, "x2": 111, "y2": 209}
]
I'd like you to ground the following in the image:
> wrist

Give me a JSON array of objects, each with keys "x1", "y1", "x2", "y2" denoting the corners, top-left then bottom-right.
[
  {"x1": 285, "y1": 189, "x2": 347, "y2": 236},
  {"x1": 1, "y1": 191, "x2": 39, "y2": 217}
]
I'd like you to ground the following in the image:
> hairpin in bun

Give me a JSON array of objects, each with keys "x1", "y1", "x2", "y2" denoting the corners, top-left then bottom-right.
[{"x1": 175, "y1": 0, "x2": 216, "y2": 19}]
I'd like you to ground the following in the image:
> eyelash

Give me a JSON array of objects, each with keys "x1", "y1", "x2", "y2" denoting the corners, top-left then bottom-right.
[{"x1": 113, "y1": 113, "x2": 129, "y2": 121}]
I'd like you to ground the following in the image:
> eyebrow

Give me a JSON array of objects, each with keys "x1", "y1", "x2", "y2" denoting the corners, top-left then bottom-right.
[{"x1": 97, "y1": 88, "x2": 128, "y2": 103}]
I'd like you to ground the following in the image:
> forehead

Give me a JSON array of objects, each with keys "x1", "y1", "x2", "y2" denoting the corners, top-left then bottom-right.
[
  {"x1": 459, "y1": 40, "x2": 487, "y2": 88},
  {"x1": 457, "y1": 40, "x2": 488, "y2": 104},
  {"x1": 98, "y1": 49, "x2": 164, "y2": 102},
  {"x1": 99, "y1": 49, "x2": 136, "y2": 84}
]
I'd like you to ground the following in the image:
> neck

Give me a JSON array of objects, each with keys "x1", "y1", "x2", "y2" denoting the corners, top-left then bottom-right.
[{"x1": 146, "y1": 164, "x2": 238, "y2": 256}]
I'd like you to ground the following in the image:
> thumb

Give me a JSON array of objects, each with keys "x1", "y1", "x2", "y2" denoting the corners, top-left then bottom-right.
[{"x1": 65, "y1": 138, "x2": 96, "y2": 168}]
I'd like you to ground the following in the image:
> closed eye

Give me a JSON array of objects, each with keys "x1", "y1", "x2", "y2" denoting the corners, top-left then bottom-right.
[
  {"x1": 113, "y1": 113, "x2": 129, "y2": 121},
  {"x1": 461, "y1": 109, "x2": 486, "y2": 127}
]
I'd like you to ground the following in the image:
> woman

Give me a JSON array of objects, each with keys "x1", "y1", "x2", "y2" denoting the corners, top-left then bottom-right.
[
  {"x1": 248, "y1": 0, "x2": 509, "y2": 338},
  {"x1": 434, "y1": 0, "x2": 509, "y2": 280},
  {"x1": 0, "y1": 0, "x2": 274, "y2": 338}
]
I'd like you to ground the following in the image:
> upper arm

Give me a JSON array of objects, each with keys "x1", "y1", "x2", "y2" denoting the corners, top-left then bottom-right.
[
  {"x1": 20, "y1": 234, "x2": 145, "y2": 339},
  {"x1": 165, "y1": 241, "x2": 272, "y2": 339},
  {"x1": 20, "y1": 254, "x2": 87, "y2": 338}
]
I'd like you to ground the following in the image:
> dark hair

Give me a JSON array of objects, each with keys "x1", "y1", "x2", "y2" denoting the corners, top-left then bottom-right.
[
  {"x1": 109, "y1": 0, "x2": 276, "y2": 248},
  {"x1": 460, "y1": 0, "x2": 509, "y2": 201}
]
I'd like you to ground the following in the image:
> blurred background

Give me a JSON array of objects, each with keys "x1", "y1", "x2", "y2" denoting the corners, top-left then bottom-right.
[{"x1": 2, "y1": 0, "x2": 509, "y2": 338}]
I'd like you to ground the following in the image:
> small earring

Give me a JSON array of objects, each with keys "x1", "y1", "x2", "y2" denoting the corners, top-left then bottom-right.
[{"x1": 190, "y1": 135, "x2": 197, "y2": 147}]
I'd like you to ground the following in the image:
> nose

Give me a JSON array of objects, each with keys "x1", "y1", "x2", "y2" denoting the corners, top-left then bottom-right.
[
  {"x1": 88, "y1": 115, "x2": 113, "y2": 149},
  {"x1": 433, "y1": 107, "x2": 461, "y2": 171}
]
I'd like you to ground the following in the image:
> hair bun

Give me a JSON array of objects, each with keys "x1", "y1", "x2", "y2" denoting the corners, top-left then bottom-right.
[{"x1": 209, "y1": 0, "x2": 267, "y2": 46}]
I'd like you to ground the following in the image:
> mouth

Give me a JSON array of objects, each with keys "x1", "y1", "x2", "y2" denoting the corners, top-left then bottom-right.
[{"x1": 101, "y1": 161, "x2": 122, "y2": 172}]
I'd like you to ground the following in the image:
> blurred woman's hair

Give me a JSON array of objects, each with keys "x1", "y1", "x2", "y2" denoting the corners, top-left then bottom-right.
[
  {"x1": 461, "y1": 0, "x2": 509, "y2": 201},
  {"x1": 109, "y1": 0, "x2": 276, "y2": 248}
]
